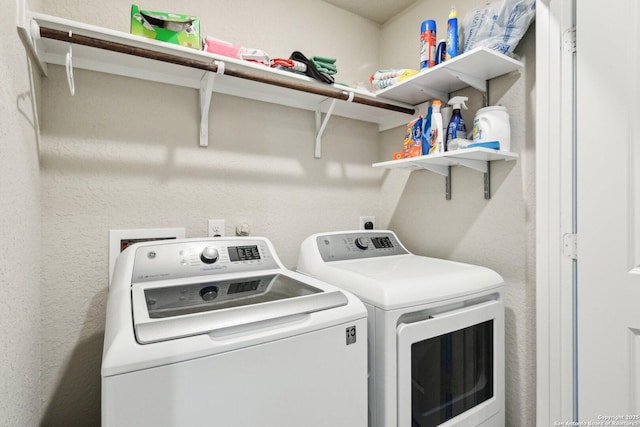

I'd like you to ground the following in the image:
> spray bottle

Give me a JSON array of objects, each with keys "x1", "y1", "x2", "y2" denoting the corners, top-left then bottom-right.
[{"x1": 445, "y1": 96, "x2": 468, "y2": 145}]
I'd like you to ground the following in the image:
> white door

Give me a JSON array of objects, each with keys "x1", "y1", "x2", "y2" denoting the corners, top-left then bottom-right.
[{"x1": 577, "y1": 0, "x2": 640, "y2": 420}]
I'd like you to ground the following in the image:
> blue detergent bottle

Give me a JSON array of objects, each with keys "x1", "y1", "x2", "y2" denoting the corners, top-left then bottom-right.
[
  {"x1": 446, "y1": 6, "x2": 459, "y2": 60},
  {"x1": 445, "y1": 96, "x2": 468, "y2": 145}
]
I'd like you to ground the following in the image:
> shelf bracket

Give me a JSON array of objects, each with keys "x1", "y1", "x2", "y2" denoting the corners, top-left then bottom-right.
[
  {"x1": 414, "y1": 163, "x2": 451, "y2": 200},
  {"x1": 409, "y1": 83, "x2": 448, "y2": 103},
  {"x1": 453, "y1": 157, "x2": 492, "y2": 199},
  {"x1": 199, "y1": 62, "x2": 224, "y2": 147},
  {"x1": 445, "y1": 166, "x2": 452, "y2": 200},
  {"x1": 417, "y1": 163, "x2": 450, "y2": 176},
  {"x1": 65, "y1": 40, "x2": 75, "y2": 96},
  {"x1": 484, "y1": 162, "x2": 491, "y2": 199},
  {"x1": 443, "y1": 68, "x2": 487, "y2": 93},
  {"x1": 455, "y1": 158, "x2": 488, "y2": 174},
  {"x1": 16, "y1": 0, "x2": 48, "y2": 76},
  {"x1": 314, "y1": 97, "x2": 339, "y2": 158}
]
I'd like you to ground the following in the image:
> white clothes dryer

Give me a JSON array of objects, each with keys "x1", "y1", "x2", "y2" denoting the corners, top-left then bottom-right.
[
  {"x1": 297, "y1": 230, "x2": 505, "y2": 427},
  {"x1": 102, "y1": 236, "x2": 368, "y2": 427}
]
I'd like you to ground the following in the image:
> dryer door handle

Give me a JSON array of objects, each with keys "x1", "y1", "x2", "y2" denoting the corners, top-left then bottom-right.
[{"x1": 430, "y1": 299, "x2": 501, "y2": 321}]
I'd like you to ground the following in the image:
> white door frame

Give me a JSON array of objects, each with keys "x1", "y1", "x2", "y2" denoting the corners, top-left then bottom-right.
[{"x1": 535, "y1": 0, "x2": 576, "y2": 425}]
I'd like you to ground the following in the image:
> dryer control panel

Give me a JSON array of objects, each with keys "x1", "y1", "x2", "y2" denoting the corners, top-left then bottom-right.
[
  {"x1": 131, "y1": 238, "x2": 279, "y2": 283},
  {"x1": 315, "y1": 231, "x2": 409, "y2": 262}
]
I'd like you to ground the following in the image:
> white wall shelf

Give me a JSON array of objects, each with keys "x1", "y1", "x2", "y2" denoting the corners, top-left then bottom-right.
[
  {"x1": 16, "y1": 1, "x2": 523, "y2": 170},
  {"x1": 373, "y1": 148, "x2": 519, "y2": 199},
  {"x1": 375, "y1": 47, "x2": 524, "y2": 105},
  {"x1": 371, "y1": 48, "x2": 523, "y2": 200},
  {"x1": 16, "y1": 1, "x2": 416, "y2": 155}
]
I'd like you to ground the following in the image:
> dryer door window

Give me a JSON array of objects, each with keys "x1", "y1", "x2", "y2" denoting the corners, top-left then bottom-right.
[
  {"x1": 397, "y1": 300, "x2": 505, "y2": 427},
  {"x1": 410, "y1": 320, "x2": 493, "y2": 426}
]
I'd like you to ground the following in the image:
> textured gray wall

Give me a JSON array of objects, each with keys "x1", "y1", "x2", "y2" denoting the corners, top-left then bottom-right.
[
  {"x1": 3, "y1": 0, "x2": 536, "y2": 425},
  {"x1": 0, "y1": 0, "x2": 43, "y2": 425}
]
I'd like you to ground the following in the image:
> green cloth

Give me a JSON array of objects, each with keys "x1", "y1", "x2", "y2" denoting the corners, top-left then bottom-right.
[
  {"x1": 311, "y1": 56, "x2": 336, "y2": 64},
  {"x1": 311, "y1": 56, "x2": 338, "y2": 75}
]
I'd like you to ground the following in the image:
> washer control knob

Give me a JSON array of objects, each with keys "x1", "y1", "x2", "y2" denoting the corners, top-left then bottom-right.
[
  {"x1": 199, "y1": 286, "x2": 218, "y2": 301},
  {"x1": 355, "y1": 237, "x2": 369, "y2": 250},
  {"x1": 200, "y1": 246, "x2": 219, "y2": 264}
]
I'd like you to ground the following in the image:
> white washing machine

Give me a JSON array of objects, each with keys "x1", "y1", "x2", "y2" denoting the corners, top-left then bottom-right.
[
  {"x1": 102, "y1": 236, "x2": 368, "y2": 427},
  {"x1": 297, "y1": 230, "x2": 505, "y2": 427}
]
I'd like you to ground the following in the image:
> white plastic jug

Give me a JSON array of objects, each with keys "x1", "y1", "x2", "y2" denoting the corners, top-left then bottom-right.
[{"x1": 472, "y1": 106, "x2": 511, "y2": 151}]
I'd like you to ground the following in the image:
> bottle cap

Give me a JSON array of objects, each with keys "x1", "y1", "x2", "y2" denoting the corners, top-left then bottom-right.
[{"x1": 421, "y1": 20, "x2": 436, "y2": 32}]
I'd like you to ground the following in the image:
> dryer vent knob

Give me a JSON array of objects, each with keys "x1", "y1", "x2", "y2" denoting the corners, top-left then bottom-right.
[{"x1": 200, "y1": 246, "x2": 219, "y2": 264}]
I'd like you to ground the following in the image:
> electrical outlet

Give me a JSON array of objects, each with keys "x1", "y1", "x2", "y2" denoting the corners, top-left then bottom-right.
[
  {"x1": 359, "y1": 216, "x2": 375, "y2": 230},
  {"x1": 208, "y1": 219, "x2": 225, "y2": 237}
]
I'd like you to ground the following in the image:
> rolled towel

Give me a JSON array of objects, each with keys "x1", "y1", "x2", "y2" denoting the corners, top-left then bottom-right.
[{"x1": 370, "y1": 68, "x2": 418, "y2": 90}]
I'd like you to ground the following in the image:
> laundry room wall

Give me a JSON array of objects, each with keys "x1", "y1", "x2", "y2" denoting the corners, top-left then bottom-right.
[
  {"x1": 0, "y1": 0, "x2": 43, "y2": 425},
  {"x1": 378, "y1": 2, "x2": 537, "y2": 426},
  {"x1": 35, "y1": 0, "x2": 384, "y2": 424},
  {"x1": 28, "y1": 0, "x2": 537, "y2": 424}
]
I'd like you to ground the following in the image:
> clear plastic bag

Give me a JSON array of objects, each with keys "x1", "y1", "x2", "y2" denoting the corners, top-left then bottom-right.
[{"x1": 462, "y1": 0, "x2": 535, "y2": 56}]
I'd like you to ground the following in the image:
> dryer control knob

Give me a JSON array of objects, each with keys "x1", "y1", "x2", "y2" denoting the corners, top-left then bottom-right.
[
  {"x1": 200, "y1": 246, "x2": 219, "y2": 264},
  {"x1": 355, "y1": 237, "x2": 369, "y2": 250}
]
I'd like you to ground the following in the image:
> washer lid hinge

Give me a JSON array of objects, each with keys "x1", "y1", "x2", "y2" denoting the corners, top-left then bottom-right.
[
  {"x1": 563, "y1": 233, "x2": 578, "y2": 259},
  {"x1": 563, "y1": 26, "x2": 577, "y2": 54}
]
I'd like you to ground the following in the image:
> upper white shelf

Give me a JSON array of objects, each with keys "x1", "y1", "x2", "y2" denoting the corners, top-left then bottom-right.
[
  {"x1": 375, "y1": 47, "x2": 524, "y2": 105},
  {"x1": 16, "y1": 5, "x2": 416, "y2": 133}
]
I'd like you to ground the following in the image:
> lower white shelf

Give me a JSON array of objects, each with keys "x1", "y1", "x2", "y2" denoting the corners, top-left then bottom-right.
[
  {"x1": 373, "y1": 147, "x2": 518, "y2": 175},
  {"x1": 372, "y1": 147, "x2": 519, "y2": 200}
]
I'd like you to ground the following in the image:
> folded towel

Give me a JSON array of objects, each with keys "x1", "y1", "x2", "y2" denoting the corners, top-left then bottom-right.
[
  {"x1": 290, "y1": 51, "x2": 335, "y2": 84},
  {"x1": 311, "y1": 56, "x2": 338, "y2": 75},
  {"x1": 313, "y1": 60, "x2": 336, "y2": 71},
  {"x1": 312, "y1": 62, "x2": 337, "y2": 74},
  {"x1": 311, "y1": 56, "x2": 336, "y2": 64}
]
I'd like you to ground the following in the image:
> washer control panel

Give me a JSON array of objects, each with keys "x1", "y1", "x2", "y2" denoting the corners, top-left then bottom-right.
[
  {"x1": 131, "y1": 239, "x2": 278, "y2": 283},
  {"x1": 316, "y1": 231, "x2": 408, "y2": 262}
]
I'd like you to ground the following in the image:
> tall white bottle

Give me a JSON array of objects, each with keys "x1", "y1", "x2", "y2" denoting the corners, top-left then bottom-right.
[{"x1": 431, "y1": 100, "x2": 444, "y2": 152}]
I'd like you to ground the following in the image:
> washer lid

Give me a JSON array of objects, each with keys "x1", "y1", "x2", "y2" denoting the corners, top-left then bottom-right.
[
  {"x1": 132, "y1": 272, "x2": 348, "y2": 344},
  {"x1": 311, "y1": 255, "x2": 503, "y2": 310}
]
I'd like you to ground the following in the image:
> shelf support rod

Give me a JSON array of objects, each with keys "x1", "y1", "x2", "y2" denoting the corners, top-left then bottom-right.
[{"x1": 443, "y1": 68, "x2": 487, "y2": 92}]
